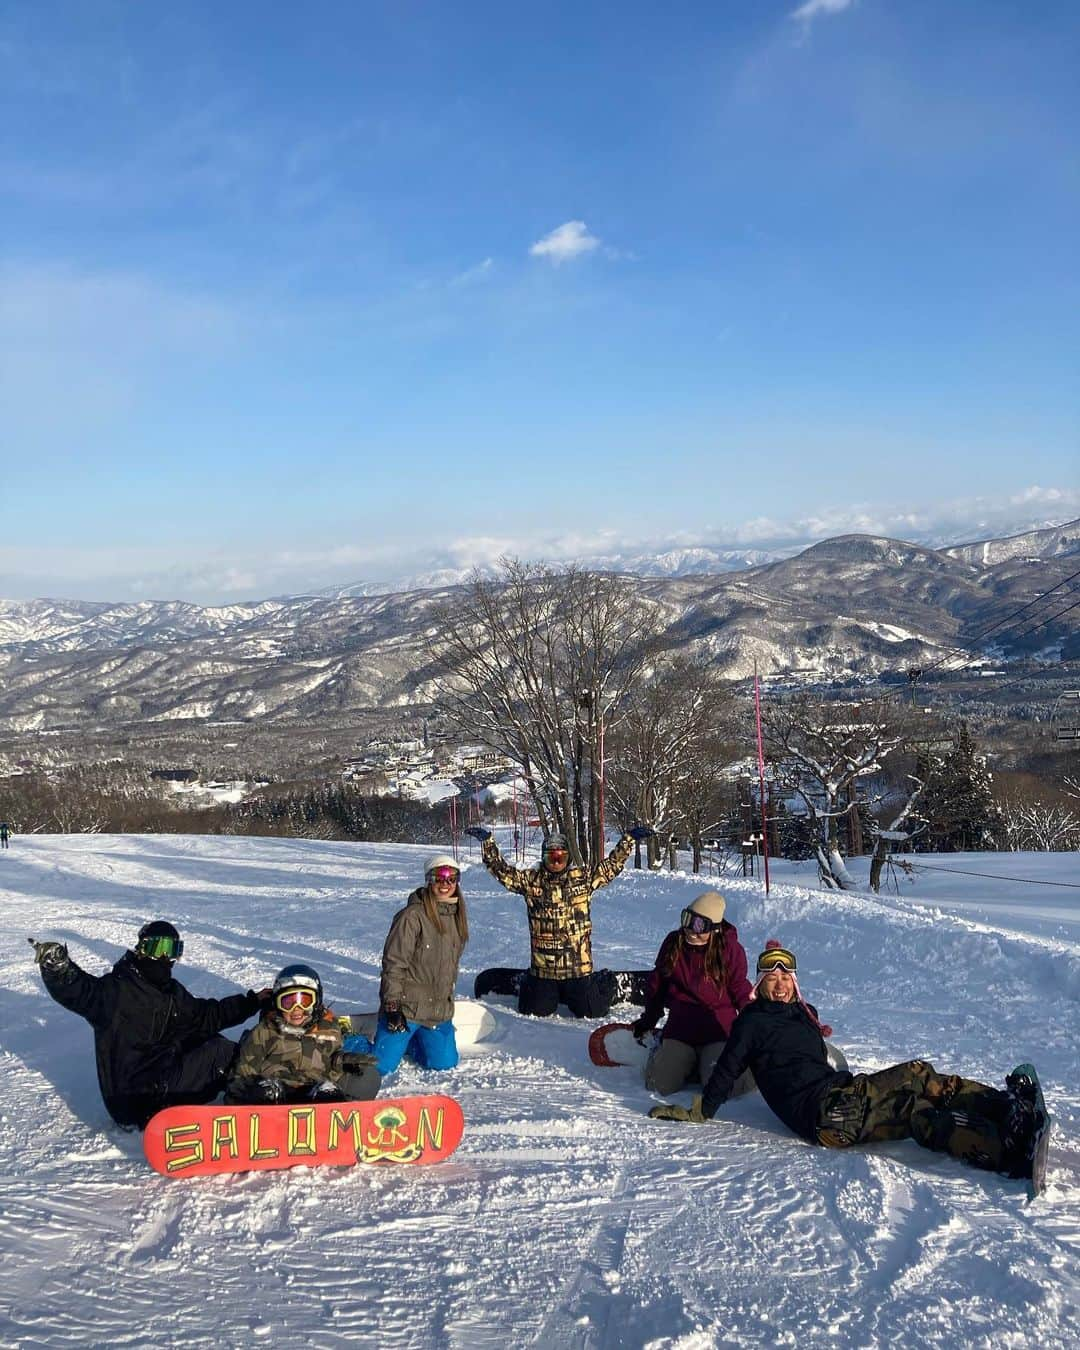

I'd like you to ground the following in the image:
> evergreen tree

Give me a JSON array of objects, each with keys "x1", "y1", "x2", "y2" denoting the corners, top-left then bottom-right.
[{"x1": 912, "y1": 723, "x2": 1004, "y2": 852}]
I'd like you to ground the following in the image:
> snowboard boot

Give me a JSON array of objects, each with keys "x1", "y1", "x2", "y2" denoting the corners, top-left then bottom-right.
[{"x1": 1002, "y1": 1069, "x2": 1043, "y2": 1179}]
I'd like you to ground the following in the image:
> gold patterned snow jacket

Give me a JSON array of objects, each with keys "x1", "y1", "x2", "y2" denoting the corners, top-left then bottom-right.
[
  {"x1": 480, "y1": 835, "x2": 633, "y2": 980},
  {"x1": 225, "y1": 1010, "x2": 344, "y2": 1100}
]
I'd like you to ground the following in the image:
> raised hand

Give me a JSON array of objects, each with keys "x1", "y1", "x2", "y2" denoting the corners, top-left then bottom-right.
[{"x1": 28, "y1": 938, "x2": 69, "y2": 972}]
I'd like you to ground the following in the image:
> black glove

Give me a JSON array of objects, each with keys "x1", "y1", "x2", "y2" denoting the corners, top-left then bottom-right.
[
  {"x1": 250, "y1": 987, "x2": 274, "y2": 1011},
  {"x1": 307, "y1": 1080, "x2": 345, "y2": 1102},
  {"x1": 383, "y1": 1004, "x2": 408, "y2": 1034},
  {"x1": 649, "y1": 1094, "x2": 710, "y2": 1124},
  {"x1": 630, "y1": 1017, "x2": 654, "y2": 1043},
  {"x1": 628, "y1": 823, "x2": 654, "y2": 842},
  {"x1": 341, "y1": 1050, "x2": 377, "y2": 1073},
  {"x1": 465, "y1": 826, "x2": 492, "y2": 843},
  {"x1": 29, "y1": 938, "x2": 69, "y2": 972}
]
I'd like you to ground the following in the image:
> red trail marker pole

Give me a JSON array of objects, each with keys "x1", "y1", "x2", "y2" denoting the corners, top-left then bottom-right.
[{"x1": 753, "y1": 667, "x2": 771, "y2": 896}]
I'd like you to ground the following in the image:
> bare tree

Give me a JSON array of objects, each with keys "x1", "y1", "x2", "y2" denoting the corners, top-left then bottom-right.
[
  {"x1": 606, "y1": 658, "x2": 739, "y2": 871},
  {"x1": 763, "y1": 693, "x2": 913, "y2": 890},
  {"x1": 429, "y1": 560, "x2": 662, "y2": 868},
  {"x1": 999, "y1": 797, "x2": 1080, "y2": 851},
  {"x1": 867, "y1": 773, "x2": 927, "y2": 892}
]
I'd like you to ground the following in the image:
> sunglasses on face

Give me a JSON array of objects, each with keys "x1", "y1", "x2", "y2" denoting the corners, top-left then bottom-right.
[
  {"x1": 276, "y1": 989, "x2": 317, "y2": 1012},
  {"x1": 680, "y1": 908, "x2": 717, "y2": 936},
  {"x1": 429, "y1": 866, "x2": 459, "y2": 885},
  {"x1": 136, "y1": 935, "x2": 183, "y2": 960},
  {"x1": 756, "y1": 948, "x2": 797, "y2": 974}
]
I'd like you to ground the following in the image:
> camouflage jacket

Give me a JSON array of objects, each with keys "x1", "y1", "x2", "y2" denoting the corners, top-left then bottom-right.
[
  {"x1": 480, "y1": 835, "x2": 633, "y2": 980},
  {"x1": 380, "y1": 888, "x2": 466, "y2": 1027},
  {"x1": 225, "y1": 1010, "x2": 344, "y2": 1097}
]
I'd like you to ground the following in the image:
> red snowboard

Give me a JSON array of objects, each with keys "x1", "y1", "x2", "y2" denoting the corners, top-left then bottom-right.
[
  {"x1": 144, "y1": 1095, "x2": 464, "y2": 1178},
  {"x1": 588, "y1": 1022, "x2": 658, "y2": 1068}
]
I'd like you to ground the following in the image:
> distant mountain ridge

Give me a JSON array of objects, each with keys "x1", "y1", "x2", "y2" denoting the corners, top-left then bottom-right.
[
  {"x1": 0, "y1": 520, "x2": 1076, "y2": 733},
  {"x1": 310, "y1": 517, "x2": 1077, "y2": 598}
]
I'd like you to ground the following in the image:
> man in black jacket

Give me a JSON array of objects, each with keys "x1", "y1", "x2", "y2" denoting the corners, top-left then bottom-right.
[
  {"x1": 648, "y1": 941, "x2": 1043, "y2": 1180},
  {"x1": 31, "y1": 920, "x2": 269, "y2": 1129}
]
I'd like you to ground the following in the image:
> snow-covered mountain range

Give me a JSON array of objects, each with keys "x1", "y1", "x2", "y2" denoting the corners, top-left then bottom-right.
[{"x1": 0, "y1": 521, "x2": 1076, "y2": 732}]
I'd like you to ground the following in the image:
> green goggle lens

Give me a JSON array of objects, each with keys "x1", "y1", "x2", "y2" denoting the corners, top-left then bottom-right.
[{"x1": 137, "y1": 935, "x2": 183, "y2": 960}]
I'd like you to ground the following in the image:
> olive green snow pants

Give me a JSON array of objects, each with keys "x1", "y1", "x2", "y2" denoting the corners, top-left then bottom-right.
[{"x1": 815, "y1": 1059, "x2": 1011, "y2": 1172}]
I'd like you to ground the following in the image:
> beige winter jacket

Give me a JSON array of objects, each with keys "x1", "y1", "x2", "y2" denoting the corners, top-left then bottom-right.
[{"x1": 379, "y1": 887, "x2": 467, "y2": 1027}]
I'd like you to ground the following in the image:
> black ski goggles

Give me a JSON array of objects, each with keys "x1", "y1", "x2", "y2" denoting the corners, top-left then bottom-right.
[
  {"x1": 680, "y1": 908, "x2": 719, "y2": 936},
  {"x1": 136, "y1": 934, "x2": 183, "y2": 960},
  {"x1": 756, "y1": 947, "x2": 797, "y2": 974}
]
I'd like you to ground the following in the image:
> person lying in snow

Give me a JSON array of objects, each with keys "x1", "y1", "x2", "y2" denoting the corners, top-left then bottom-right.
[
  {"x1": 226, "y1": 963, "x2": 380, "y2": 1105},
  {"x1": 632, "y1": 891, "x2": 755, "y2": 1098},
  {"x1": 344, "y1": 854, "x2": 469, "y2": 1076},
  {"x1": 31, "y1": 921, "x2": 268, "y2": 1129},
  {"x1": 649, "y1": 940, "x2": 1044, "y2": 1180}
]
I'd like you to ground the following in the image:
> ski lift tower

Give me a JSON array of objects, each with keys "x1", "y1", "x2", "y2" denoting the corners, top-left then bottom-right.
[{"x1": 1052, "y1": 691, "x2": 1080, "y2": 743}]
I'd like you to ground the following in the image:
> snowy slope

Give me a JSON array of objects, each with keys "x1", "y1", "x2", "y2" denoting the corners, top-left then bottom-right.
[{"x1": 1, "y1": 835, "x2": 1078, "y2": 1349}]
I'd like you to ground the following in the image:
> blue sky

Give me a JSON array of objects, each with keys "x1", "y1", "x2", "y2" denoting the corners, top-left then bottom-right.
[{"x1": 2, "y1": 0, "x2": 1077, "y2": 602}]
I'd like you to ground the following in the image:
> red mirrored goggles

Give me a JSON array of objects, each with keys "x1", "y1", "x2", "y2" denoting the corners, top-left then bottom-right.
[
  {"x1": 428, "y1": 866, "x2": 459, "y2": 885},
  {"x1": 544, "y1": 849, "x2": 569, "y2": 863},
  {"x1": 276, "y1": 988, "x2": 317, "y2": 1012}
]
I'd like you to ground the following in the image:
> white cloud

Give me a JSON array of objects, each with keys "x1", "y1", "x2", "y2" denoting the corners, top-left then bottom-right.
[
  {"x1": 529, "y1": 220, "x2": 600, "y2": 265},
  {"x1": 449, "y1": 257, "x2": 494, "y2": 287},
  {"x1": 2, "y1": 488, "x2": 1076, "y2": 605},
  {"x1": 791, "y1": 0, "x2": 857, "y2": 23}
]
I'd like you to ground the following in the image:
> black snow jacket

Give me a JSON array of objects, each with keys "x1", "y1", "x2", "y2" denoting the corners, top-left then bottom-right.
[
  {"x1": 701, "y1": 996, "x2": 852, "y2": 1141},
  {"x1": 41, "y1": 951, "x2": 260, "y2": 1127}
]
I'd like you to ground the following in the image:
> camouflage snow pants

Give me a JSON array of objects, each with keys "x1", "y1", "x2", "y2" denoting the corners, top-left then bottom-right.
[{"x1": 815, "y1": 1059, "x2": 1011, "y2": 1172}]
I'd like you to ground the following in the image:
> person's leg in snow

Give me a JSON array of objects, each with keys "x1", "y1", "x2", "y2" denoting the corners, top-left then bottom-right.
[
  {"x1": 560, "y1": 973, "x2": 612, "y2": 1019},
  {"x1": 518, "y1": 972, "x2": 560, "y2": 1017},
  {"x1": 409, "y1": 1020, "x2": 459, "y2": 1070}
]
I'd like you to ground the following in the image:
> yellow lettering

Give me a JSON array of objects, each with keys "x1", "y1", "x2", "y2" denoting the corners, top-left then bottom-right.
[
  {"x1": 287, "y1": 1106, "x2": 317, "y2": 1156},
  {"x1": 164, "y1": 1121, "x2": 204, "y2": 1173},
  {"x1": 327, "y1": 1109, "x2": 362, "y2": 1151},
  {"x1": 416, "y1": 1107, "x2": 444, "y2": 1151},
  {"x1": 249, "y1": 1111, "x2": 278, "y2": 1160},
  {"x1": 210, "y1": 1114, "x2": 239, "y2": 1161}
]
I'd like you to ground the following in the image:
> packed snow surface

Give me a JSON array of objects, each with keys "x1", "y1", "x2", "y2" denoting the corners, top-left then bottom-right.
[{"x1": 1, "y1": 834, "x2": 1078, "y2": 1348}]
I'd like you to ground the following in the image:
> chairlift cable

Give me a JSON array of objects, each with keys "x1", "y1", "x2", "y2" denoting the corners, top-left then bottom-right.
[{"x1": 899, "y1": 859, "x2": 1080, "y2": 890}]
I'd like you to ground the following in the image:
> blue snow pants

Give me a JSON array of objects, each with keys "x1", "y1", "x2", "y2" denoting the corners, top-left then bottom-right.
[{"x1": 345, "y1": 1016, "x2": 459, "y2": 1077}]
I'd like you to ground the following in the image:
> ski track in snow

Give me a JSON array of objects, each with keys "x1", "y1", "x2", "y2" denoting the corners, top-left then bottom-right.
[{"x1": 1, "y1": 834, "x2": 1078, "y2": 1348}]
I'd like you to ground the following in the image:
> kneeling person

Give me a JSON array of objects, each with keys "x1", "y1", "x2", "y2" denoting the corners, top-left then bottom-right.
[
  {"x1": 227, "y1": 964, "x2": 380, "y2": 1105},
  {"x1": 347, "y1": 855, "x2": 469, "y2": 1077}
]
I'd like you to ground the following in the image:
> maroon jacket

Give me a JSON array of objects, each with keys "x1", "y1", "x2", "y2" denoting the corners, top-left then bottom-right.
[{"x1": 640, "y1": 923, "x2": 752, "y2": 1046}]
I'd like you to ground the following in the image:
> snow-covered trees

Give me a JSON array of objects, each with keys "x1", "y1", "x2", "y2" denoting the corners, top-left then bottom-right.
[
  {"x1": 762, "y1": 694, "x2": 912, "y2": 890},
  {"x1": 912, "y1": 723, "x2": 1004, "y2": 852},
  {"x1": 429, "y1": 561, "x2": 662, "y2": 868}
]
